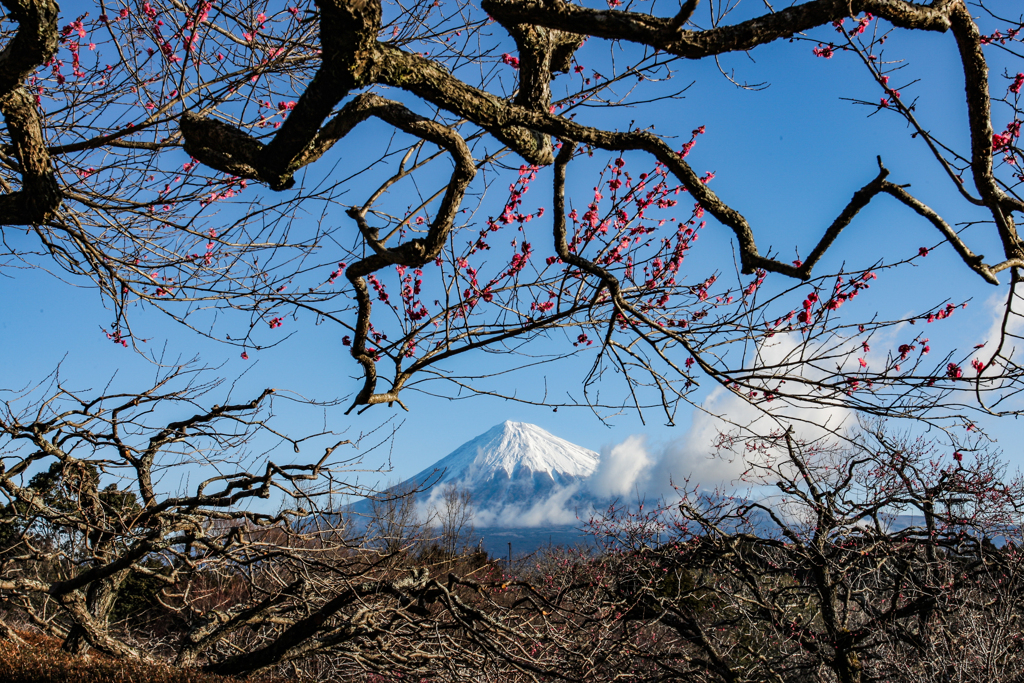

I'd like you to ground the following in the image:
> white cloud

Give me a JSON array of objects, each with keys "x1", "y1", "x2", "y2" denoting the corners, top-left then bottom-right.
[
  {"x1": 471, "y1": 482, "x2": 589, "y2": 528},
  {"x1": 981, "y1": 280, "x2": 1024, "y2": 356},
  {"x1": 591, "y1": 332, "x2": 857, "y2": 499},
  {"x1": 588, "y1": 435, "x2": 654, "y2": 499}
]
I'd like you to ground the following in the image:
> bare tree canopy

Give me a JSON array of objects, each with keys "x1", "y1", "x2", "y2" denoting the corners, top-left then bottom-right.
[{"x1": 577, "y1": 420, "x2": 1024, "y2": 683}]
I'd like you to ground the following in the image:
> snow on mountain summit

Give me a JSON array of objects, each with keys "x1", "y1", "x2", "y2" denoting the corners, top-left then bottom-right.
[
  {"x1": 410, "y1": 421, "x2": 599, "y2": 487},
  {"x1": 349, "y1": 421, "x2": 603, "y2": 530}
]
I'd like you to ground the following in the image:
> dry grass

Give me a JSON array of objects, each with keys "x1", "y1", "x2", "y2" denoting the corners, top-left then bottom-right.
[{"x1": 0, "y1": 631, "x2": 269, "y2": 683}]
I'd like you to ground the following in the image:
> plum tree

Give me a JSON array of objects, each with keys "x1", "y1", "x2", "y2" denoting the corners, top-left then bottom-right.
[{"x1": 0, "y1": 0, "x2": 1019, "y2": 428}]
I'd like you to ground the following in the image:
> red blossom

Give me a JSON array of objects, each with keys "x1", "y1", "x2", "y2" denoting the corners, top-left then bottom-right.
[
  {"x1": 105, "y1": 329, "x2": 129, "y2": 348},
  {"x1": 853, "y1": 13, "x2": 872, "y2": 34},
  {"x1": 1011, "y1": 73, "x2": 1024, "y2": 94}
]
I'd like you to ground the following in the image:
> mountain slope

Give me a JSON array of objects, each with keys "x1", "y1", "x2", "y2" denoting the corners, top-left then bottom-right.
[{"x1": 351, "y1": 421, "x2": 601, "y2": 528}]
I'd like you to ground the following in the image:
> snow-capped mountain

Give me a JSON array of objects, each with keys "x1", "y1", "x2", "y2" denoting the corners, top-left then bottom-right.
[
  {"x1": 351, "y1": 421, "x2": 602, "y2": 530},
  {"x1": 408, "y1": 420, "x2": 598, "y2": 490}
]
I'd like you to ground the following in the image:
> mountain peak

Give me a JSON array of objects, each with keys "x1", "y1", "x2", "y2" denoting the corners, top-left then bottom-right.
[{"x1": 409, "y1": 421, "x2": 599, "y2": 486}]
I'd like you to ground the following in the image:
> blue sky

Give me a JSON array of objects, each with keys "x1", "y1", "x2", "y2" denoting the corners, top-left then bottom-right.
[{"x1": 6, "y1": 0, "x2": 1023, "y2": 500}]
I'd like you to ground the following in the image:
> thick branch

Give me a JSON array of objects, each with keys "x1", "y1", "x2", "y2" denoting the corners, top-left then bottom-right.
[
  {"x1": 0, "y1": 0, "x2": 59, "y2": 92},
  {"x1": 947, "y1": 1, "x2": 1024, "y2": 259},
  {"x1": 181, "y1": 0, "x2": 382, "y2": 189},
  {"x1": 343, "y1": 96, "x2": 476, "y2": 409},
  {"x1": 258, "y1": 0, "x2": 382, "y2": 185},
  {"x1": 207, "y1": 571, "x2": 432, "y2": 676},
  {"x1": 375, "y1": 45, "x2": 554, "y2": 165},
  {"x1": 0, "y1": 0, "x2": 61, "y2": 224},
  {"x1": 481, "y1": 0, "x2": 954, "y2": 60}
]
